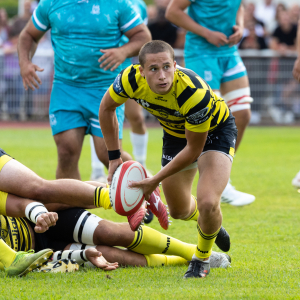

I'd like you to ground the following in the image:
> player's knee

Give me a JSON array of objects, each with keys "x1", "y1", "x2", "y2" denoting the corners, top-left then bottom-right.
[
  {"x1": 92, "y1": 224, "x2": 113, "y2": 245},
  {"x1": 198, "y1": 197, "x2": 220, "y2": 216},
  {"x1": 169, "y1": 207, "x2": 191, "y2": 220},
  {"x1": 233, "y1": 109, "x2": 251, "y2": 128},
  {"x1": 57, "y1": 143, "x2": 80, "y2": 165}
]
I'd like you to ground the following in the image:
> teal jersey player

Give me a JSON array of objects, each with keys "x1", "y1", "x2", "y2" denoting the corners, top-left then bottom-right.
[
  {"x1": 185, "y1": 0, "x2": 242, "y2": 59},
  {"x1": 32, "y1": 0, "x2": 143, "y2": 89},
  {"x1": 120, "y1": 0, "x2": 148, "y2": 69},
  {"x1": 18, "y1": 0, "x2": 150, "y2": 180}
]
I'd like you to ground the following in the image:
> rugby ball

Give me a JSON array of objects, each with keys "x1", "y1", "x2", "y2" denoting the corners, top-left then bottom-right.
[{"x1": 109, "y1": 161, "x2": 147, "y2": 216}]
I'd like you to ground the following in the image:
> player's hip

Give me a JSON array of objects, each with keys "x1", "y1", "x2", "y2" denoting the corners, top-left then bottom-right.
[{"x1": 161, "y1": 114, "x2": 237, "y2": 169}]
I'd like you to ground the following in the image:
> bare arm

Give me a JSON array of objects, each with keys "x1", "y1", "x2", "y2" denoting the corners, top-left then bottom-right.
[
  {"x1": 98, "y1": 24, "x2": 151, "y2": 71},
  {"x1": 293, "y1": 19, "x2": 300, "y2": 82},
  {"x1": 18, "y1": 19, "x2": 45, "y2": 91},
  {"x1": 228, "y1": 4, "x2": 244, "y2": 46},
  {"x1": 99, "y1": 91, "x2": 126, "y2": 183},
  {"x1": 165, "y1": 0, "x2": 228, "y2": 47},
  {"x1": 131, "y1": 129, "x2": 208, "y2": 199}
]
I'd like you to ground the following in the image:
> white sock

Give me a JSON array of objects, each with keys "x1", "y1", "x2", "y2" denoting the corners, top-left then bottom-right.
[
  {"x1": 130, "y1": 132, "x2": 148, "y2": 167},
  {"x1": 90, "y1": 136, "x2": 105, "y2": 179},
  {"x1": 192, "y1": 254, "x2": 210, "y2": 263}
]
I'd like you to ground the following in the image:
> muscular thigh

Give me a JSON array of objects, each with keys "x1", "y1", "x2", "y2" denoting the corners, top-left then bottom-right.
[
  {"x1": 162, "y1": 168, "x2": 196, "y2": 214},
  {"x1": 125, "y1": 99, "x2": 144, "y2": 121}
]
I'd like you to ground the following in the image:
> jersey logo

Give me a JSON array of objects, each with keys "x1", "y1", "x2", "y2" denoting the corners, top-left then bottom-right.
[
  {"x1": 0, "y1": 229, "x2": 8, "y2": 239},
  {"x1": 136, "y1": 99, "x2": 150, "y2": 108},
  {"x1": 78, "y1": 0, "x2": 89, "y2": 3},
  {"x1": 174, "y1": 111, "x2": 184, "y2": 118},
  {"x1": 204, "y1": 71, "x2": 212, "y2": 82},
  {"x1": 156, "y1": 109, "x2": 169, "y2": 118},
  {"x1": 155, "y1": 96, "x2": 167, "y2": 102},
  {"x1": 186, "y1": 107, "x2": 209, "y2": 125},
  {"x1": 91, "y1": 5, "x2": 100, "y2": 15},
  {"x1": 113, "y1": 74, "x2": 124, "y2": 94}
]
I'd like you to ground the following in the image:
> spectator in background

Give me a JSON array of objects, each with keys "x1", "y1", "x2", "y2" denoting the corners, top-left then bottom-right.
[
  {"x1": 244, "y1": 3, "x2": 265, "y2": 37},
  {"x1": 239, "y1": 20, "x2": 267, "y2": 50},
  {"x1": 148, "y1": 7, "x2": 178, "y2": 47},
  {"x1": 10, "y1": 0, "x2": 32, "y2": 35},
  {"x1": 289, "y1": 4, "x2": 300, "y2": 26},
  {"x1": 147, "y1": 5, "x2": 158, "y2": 24},
  {"x1": 0, "y1": 9, "x2": 9, "y2": 47},
  {"x1": 270, "y1": 10, "x2": 297, "y2": 54},
  {"x1": 254, "y1": 0, "x2": 276, "y2": 35}
]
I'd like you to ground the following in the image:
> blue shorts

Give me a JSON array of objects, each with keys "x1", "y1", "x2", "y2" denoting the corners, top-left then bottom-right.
[
  {"x1": 49, "y1": 81, "x2": 125, "y2": 139},
  {"x1": 185, "y1": 54, "x2": 247, "y2": 90}
]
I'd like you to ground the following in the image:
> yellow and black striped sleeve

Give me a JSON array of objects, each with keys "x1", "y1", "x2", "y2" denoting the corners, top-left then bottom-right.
[{"x1": 109, "y1": 65, "x2": 139, "y2": 104}]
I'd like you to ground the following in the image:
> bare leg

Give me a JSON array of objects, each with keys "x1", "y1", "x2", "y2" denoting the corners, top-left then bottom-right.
[
  {"x1": 162, "y1": 168, "x2": 197, "y2": 219},
  {"x1": 125, "y1": 100, "x2": 147, "y2": 134},
  {"x1": 197, "y1": 152, "x2": 232, "y2": 234},
  {"x1": 0, "y1": 159, "x2": 96, "y2": 207},
  {"x1": 53, "y1": 127, "x2": 86, "y2": 179}
]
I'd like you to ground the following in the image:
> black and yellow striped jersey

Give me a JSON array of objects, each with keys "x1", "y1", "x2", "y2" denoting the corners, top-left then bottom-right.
[
  {"x1": 0, "y1": 215, "x2": 32, "y2": 251},
  {"x1": 109, "y1": 65, "x2": 230, "y2": 138}
]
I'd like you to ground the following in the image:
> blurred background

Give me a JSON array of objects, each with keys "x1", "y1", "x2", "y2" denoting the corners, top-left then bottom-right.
[{"x1": 1, "y1": 0, "x2": 300, "y2": 125}]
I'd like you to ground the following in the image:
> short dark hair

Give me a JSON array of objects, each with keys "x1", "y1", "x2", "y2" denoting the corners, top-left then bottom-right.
[{"x1": 139, "y1": 40, "x2": 175, "y2": 67}]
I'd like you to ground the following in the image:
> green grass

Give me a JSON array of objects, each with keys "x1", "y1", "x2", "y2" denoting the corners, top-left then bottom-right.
[{"x1": 1, "y1": 127, "x2": 300, "y2": 299}]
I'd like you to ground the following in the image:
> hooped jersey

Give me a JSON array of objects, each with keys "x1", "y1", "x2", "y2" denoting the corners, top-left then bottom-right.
[
  {"x1": 0, "y1": 215, "x2": 32, "y2": 252},
  {"x1": 109, "y1": 65, "x2": 230, "y2": 138}
]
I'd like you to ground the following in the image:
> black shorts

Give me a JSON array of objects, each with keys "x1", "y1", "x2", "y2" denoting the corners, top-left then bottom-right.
[
  {"x1": 0, "y1": 148, "x2": 9, "y2": 158},
  {"x1": 161, "y1": 113, "x2": 238, "y2": 167},
  {"x1": 32, "y1": 208, "x2": 87, "y2": 252}
]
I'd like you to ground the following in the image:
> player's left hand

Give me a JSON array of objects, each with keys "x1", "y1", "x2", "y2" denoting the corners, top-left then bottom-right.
[
  {"x1": 85, "y1": 248, "x2": 119, "y2": 271},
  {"x1": 34, "y1": 212, "x2": 58, "y2": 233},
  {"x1": 130, "y1": 177, "x2": 160, "y2": 201},
  {"x1": 228, "y1": 25, "x2": 243, "y2": 46},
  {"x1": 99, "y1": 48, "x2": 127, "y2": 71},
  {"x1": 293, "y1": 58, "x2": 300, "y2": 82}
]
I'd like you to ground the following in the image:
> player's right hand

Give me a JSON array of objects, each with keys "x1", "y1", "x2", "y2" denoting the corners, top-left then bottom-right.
[
  {"x1": 293, "y1": 58, "x2": 300, "y2": 82},
  {"x1": 85, "y1": 248, "x2": 118, "y2": 271},
  {"x1": 205, "y1": 31, "x2": 229, "y2": 47},
  {"x1": 34, "y1": 212, "x2": 58, "y2": 233},
  {"x1": 20, "y1": 61, "x2": 44, "y2": 91},
  {"x1": 107, "y1": 158, "x2": 123, "y2": 185}
]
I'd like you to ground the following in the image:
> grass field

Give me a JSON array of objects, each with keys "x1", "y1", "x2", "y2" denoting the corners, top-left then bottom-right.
[{"x1": 1, "y1": 126, "x2": 300, "y2": 299}]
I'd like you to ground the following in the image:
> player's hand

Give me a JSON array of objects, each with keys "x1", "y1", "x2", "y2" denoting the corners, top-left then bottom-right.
[
  {"x1": 85, "y1": 248, "x2": 118, "y2": 271},
  {"x1": 129, "y1": 177, "x2": 160, "y2": 201},
  {"x1": 228, "y1": 25, "x2": 243, "y2": 46},
  {"x1": 205, "y1": 30, "x2": 229, "y2": 47},
  {"x1": 293, "y1": 58, "x2": 300, "y2": 82},
  {"x1": 34, "y1": 212, "x2": 58, "y2": 233},
  {"x1": 19, "y1": 61, "x2": 44, "y2": 91},
  {"x1": 107, "y1": 158, "x2": 123, "y2": 185},
  {"x1": 98, "y1": 48, "x2": 127, "y2": 71}
]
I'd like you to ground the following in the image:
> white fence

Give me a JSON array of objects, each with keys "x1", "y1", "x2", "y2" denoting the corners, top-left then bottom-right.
[{"x1": 0, "y1": 49, "x2": 299, "y2": 124}]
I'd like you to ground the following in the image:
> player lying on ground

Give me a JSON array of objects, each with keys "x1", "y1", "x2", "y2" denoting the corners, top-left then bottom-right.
[
  {"x1": 0, "y1": 193, "x2": 231, "y2": 277},
  {"x1": 0, "y1": 148, "x2": 168, "y2": 231},
  {"x1": 99, "y1": 41, "x2": 237, "y2": 279}
]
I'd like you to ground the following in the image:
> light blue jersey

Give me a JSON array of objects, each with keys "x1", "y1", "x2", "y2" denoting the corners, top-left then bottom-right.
[
  {"x1": 120, "y1": 0, "x2": 148, "y2": 69},
  {"x1": 32, "y1": 0, "x2": 143, "y2": 89},
  {"x1": 185, "y1": 0, "x2": 242, "y2": 58}
]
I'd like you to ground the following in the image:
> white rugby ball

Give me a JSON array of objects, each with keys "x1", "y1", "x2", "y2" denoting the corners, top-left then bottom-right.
[{"x1": 109, "y1": 161, "x2": 147, "y2": 216}]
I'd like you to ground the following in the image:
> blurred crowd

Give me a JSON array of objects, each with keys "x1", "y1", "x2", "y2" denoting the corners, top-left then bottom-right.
[{"x1": 0, "y1": 0, "x2": 300, "y2": 122}]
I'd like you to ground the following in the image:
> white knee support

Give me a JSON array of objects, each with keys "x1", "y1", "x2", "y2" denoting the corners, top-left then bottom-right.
[
  {"x1": 73, "y1": 211, "x2": 102, "y2": 245},
  {"x1": 222, "y1": 87, "x2": 253, "y2": 113}
]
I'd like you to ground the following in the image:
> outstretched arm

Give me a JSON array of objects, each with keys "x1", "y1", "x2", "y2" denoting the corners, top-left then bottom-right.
[
  {"x1": 166, "y1": 0, "x2": 228, "y2": 47},
  {"x1": 131, "y1": 129, "x2": 208, "y2": 199},
  {"x1": 18, "y1": 19, "x2": 45, "y2": 91}
]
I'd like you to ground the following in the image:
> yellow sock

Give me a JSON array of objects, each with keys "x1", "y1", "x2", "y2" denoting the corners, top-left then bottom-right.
[
  {"x1": 183, "y1": 195, "x2": 199, "y2": 221},
  {"x1": 94, "y1": 187, "x2": 111, "y2": 209},
  {"x1": 127, "y1": 225, "x2": 196, "y2": 261},
  {"x1": 144, "y1": 254, "x2": 187, "y2": 267},
  {"x1": 195, "y1": 224, "x2": 220, "y2": 259},
  {"x1": 0, "y1": 238, "x2": 16, "y2": 268}
]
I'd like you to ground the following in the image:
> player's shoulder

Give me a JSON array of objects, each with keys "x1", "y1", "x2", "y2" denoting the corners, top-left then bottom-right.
[
  {"x1": 121, "y1": 64, "x2": 145, "y2": 89},
  {"x1": 176, "y1": 65, "x2": 210, "y2": 91}
]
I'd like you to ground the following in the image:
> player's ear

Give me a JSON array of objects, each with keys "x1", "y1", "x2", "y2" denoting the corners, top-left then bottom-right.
[
  {"x1": 173, "y1": 60, "x2": 177, "y2": 72},
  {"x1": 139, "y1": 65, "x2": 145, "y2": 77}
]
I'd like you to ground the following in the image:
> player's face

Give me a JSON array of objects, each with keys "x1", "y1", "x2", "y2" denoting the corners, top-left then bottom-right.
[{"x1": 139, "y1": 52, "x2": 176, "y2": 95}]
